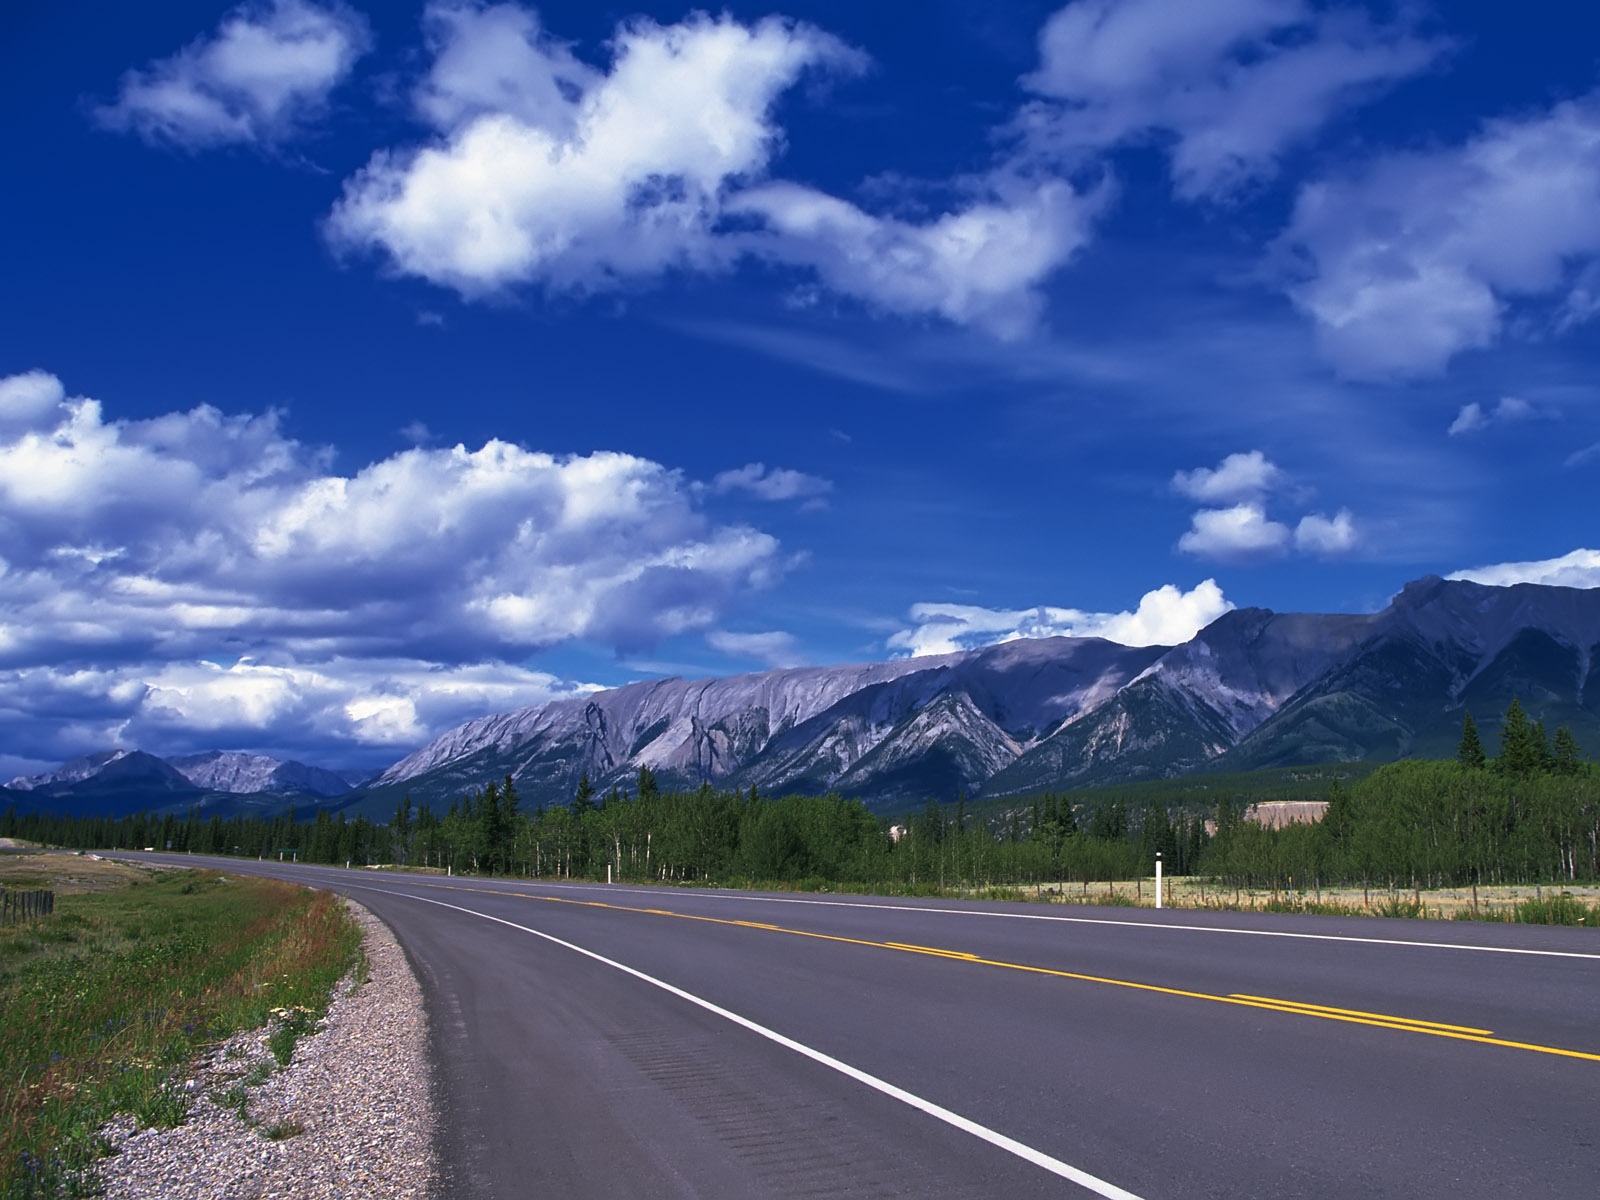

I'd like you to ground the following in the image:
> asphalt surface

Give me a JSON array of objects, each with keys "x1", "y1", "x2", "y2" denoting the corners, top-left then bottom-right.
[{"x1": 123, "y1": 855, "x2": 1600, "y2": 1198}]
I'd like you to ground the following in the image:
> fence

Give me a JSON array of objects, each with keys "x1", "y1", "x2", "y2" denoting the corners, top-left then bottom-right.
[{"x1": 1, "y1": 889, "x2": 54, "y2": 924}]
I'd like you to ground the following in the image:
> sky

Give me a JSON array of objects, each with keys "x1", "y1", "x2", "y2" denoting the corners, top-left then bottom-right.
[{"x1": 4, "y1": 0, "x2": 1600, "y2": 777}]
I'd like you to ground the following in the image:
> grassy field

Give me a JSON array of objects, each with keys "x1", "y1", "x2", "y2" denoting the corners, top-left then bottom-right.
[{"x1": 0, "y1": 852, "x2": 362, "y2": 1199}]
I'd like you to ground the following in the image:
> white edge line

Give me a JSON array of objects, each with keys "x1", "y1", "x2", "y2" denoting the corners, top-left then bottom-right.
[
  {"x1": 352, "y1": 883, "x2": 1146, "y2": 1200},
  {"x1": 520, "y1": 880, "x2": 1600, "y2": 961}
]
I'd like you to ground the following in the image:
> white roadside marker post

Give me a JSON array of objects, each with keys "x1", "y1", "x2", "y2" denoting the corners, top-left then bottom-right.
[
  {"x1": 607, "y1": 864, "x2": 612, "y2": 885},
  {"x1": 1155, "y1": 852, "x2": 1163, "y2": 910}
]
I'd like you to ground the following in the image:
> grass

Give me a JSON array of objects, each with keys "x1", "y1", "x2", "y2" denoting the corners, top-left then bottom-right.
[
  {"x1": 735, "y1": 868, "x2": 1600, "y2": 924},
  {"x1": 0, "y1": 863, "x2": 361, "y2": 1199}
]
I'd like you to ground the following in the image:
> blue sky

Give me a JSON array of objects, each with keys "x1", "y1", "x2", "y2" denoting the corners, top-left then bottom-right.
[{"x1": 3, "y1": 0, "x2": 1599, "y2": 774}]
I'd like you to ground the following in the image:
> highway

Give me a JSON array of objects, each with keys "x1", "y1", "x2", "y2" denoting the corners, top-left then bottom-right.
[{"x1": 128, "y1": 856, "x2": 1600, "y2": 1198}]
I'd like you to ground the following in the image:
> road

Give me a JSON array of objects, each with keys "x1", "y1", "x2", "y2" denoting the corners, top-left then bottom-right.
[{"x1": 127, "y1": 856, "x2": 1600, "y2": 1198}]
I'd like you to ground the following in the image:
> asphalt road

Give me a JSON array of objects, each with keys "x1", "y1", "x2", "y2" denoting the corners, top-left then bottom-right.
[{"x1": 124, "y1": 856, "x2": 1600, "y2": 1198}]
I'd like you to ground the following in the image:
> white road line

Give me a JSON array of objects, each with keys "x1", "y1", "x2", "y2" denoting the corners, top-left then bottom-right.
[
  {"x1": 355, "y1": 883, "x2": 1146, "y2": 1200},
  {"x1": 514, "y1": 879, "x2": 1600, "y2": 961}
]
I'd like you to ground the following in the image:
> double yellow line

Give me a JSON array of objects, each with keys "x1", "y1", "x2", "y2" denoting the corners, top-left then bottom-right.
[{"x1": 418, "y1": 880, "x2": 1600, "y2": 1064}]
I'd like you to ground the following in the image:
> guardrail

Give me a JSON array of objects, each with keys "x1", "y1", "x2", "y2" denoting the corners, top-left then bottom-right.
[{"x1": 1, "y1": 889, "x2": 54, "y2": 924}]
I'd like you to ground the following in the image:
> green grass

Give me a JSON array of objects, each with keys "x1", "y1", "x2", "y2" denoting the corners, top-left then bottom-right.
[
  {"x1": 0, "y1": 868, "x2": 360, "y2": 1199},
  {"x1": 1451, "y1": 893, "x2": 1600, "y2": 926}
]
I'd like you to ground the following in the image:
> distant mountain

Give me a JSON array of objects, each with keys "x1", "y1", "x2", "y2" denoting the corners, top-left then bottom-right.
[
  {"x1": 7, "y1": 749, "x2": 141, "y2": 792},
  {"x1": 364, "y1": 576, "x2": 1600, "y2": 814},
  {"x1": 165, "y1": 751, "x2": 353, "y2": 798},
  {"x1": 5, "y1": 749, "x2": 359, "y2": 819}
]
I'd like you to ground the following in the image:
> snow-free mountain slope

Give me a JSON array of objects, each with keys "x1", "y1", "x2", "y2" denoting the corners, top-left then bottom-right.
[
  {"x1": 12, "y1": 578, "x2": 1600, "y2": 819},
  {"x1": 367, "y1": 577, "x2": 1600, "y2": 812},
  {"x1": 166, "y1": 751, "x2": 353, "y2": 797}
]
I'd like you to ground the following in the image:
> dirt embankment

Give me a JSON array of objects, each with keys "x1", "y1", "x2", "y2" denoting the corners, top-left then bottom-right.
[{"x1": 1243, "y1": 800, "x2": 1329, "y2": 829}]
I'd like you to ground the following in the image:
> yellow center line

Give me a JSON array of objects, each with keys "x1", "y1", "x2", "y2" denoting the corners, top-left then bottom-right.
[
  {"x1": 885, "y1": 943, "x2": 982, "y2": 960},
  {"x1": 413, "y1": 880, "x2": 1600, "y2": 1064},
  {"x1": 1228, "y1": 995, "x2": 1494, "y2": 1036}
]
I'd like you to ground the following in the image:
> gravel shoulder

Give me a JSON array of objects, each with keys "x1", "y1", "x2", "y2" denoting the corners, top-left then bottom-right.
[{"x1": 97, "y1": 899, "x2": 438, "y2": 1200}]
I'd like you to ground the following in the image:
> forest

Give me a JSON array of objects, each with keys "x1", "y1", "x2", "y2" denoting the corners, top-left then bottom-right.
[{"x1": 5, "y1": 701, "x2": 1596, "y2": 897}]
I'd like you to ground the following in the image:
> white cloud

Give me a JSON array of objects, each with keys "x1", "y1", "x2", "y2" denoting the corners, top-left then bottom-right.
[
  {"x1": 1293, "y1": 508, "x2": 1358, "y2": 555},
  {"x1": 706, "y1": 630, "x2": 807, "y2": 669},
  {"x1": 1447, "y1": 396, "x2": 1544, "y2": 436},
  {"x1": 1282, "y1": 92, "x2": 1600, "y2": 379},
  {"x1": 1565, "y1": 441, "x2": 1600, "y2": 469},
  {"x1": 0, "y1": 657, "x2": 596, "y2": 769},
  {"x1": 729, "y1": 177, "x2": 1103, "y2": 339},
  {"x1": 328, "y1": 6, "x2": 1103, "y2": 337},
  {"x1": 1019, "y1": 0, "x2": 1445, "y2": 199},
  {"x1": 414, "y1": 1, "x2": 600, "y2": 136},
  {"x1": 1177, "y1": 502, "x2": 1291, "y2": 560},
  {"x1": 96, "y1": 0, "x2": 370, "y2": 149},
  {"x1": 329, "y1": 12, "x2": 862, "y2": 296},
  {"x1": 1448, "y1": 549, "x2": 1600, "y2": 590},
  {"x1": 710, "y1": 463, "x2": 831, "y2": 503},
  {"x1": 888, "y1": 579, "x2": 1232, "y2": 658},
  {"x1": 0, "y1": 371, "x2": 791, "y2": 762},
  {"x1": 1171, "y1": 449, "x2": 1284, "y2": 503}
]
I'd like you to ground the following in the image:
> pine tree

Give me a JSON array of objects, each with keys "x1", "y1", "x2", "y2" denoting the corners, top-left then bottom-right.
[
  {"x1": 1530, "y1": 720, "x2": 1552, "y2": 774},
  {"x1": 1493, "y1": 697, "x2": 1539, "y2": 777},
  {"x1": 1552, "y1": 724, "x2": 1582, "y2": 775},
  {"x1": 1457, "y1": 710, "x2": 1487, "y2": 769},
  {"x1": 572, "y1": 770, "x2": 596, "y2": 816}
]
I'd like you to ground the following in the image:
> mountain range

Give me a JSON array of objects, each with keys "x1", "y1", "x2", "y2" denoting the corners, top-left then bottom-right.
[
  {"x1": 7, "y1": 576, "x2": 1599, "y2": 819},
  {"x1": 4, "y1": 749, "x2": 366, "y2": 819}
]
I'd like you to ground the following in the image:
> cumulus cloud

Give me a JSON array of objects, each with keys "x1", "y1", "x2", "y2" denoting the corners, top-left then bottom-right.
[
  {"x1": 1281, "y1": 91, "x2": 1600, "y2": 379},
  {"x1": 1293, "y1": 508, "x2": 1358, "y2": 555},
  {"x1": 95, "y1": 0, "x2": 370, "y2": 148},
  {"x1": 728, "y1": 176, "x2": 1105, "y2": 339},
  {"x1": 1171, "y1": 449, "x2": 1284, "y2": 503},
  {"x1": 705, "y1": 630, "x2": 807, "y2": 669},
  {"x1": 1448, "y1": 549, "x2": 1600, "y2": 590},
  {"x1": 710, "y1": 463, "x2": 831, "y2": 503},
  {"x1": 1172, "y1": 450, "x2": 1358, "y2": 560},
  {"x1": 0, "y1": 371, "x2": 790, "y2": 763},
  {"x1": 413, "y1": 1, "x2": 599, "y2": 135},
  {"x1": 328, "y1": 11, "x2": 862, "y2": 296},
  {"x1": 1177, "y1": 502, "x2": 1291, "y2": 560},
  {"x1": 1018, "y1": 0, "x2": 1446, "y2": 199},
  {"x1": 328, "y1": 5, "x2": 1103, "y2": 337},
  {"x1": 0, "y1": 657, "x2": 596, "y2": 770},
  {"x1": 1447, "y1": 396, "x2": 1544, "y2": 436},
  {"x1": 888, "y1": 579, "x2": 1232, "y2": 658}
]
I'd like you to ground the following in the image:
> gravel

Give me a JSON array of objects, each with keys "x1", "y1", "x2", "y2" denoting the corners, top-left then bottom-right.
[{"x1": 96, "y1": 900, "x2": 438, "y2": 1200}]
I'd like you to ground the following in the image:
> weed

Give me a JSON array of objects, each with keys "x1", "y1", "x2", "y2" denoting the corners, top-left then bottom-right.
[
  {"x1": 262, "y1": 1119, "x2": 303, "y2": 1142},
  {"x1": 266, "y1": 1007, "x2": 318, "y2": 1067},
  {"x1": 1371, "y1": 894, "x2": 1427, "y2": 919},
  {"x1": 1514, "y1": 893, "x2": 1600, "y2": 926}
]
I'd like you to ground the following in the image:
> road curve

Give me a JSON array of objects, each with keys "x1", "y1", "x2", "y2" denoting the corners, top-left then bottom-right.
[{"x1": 126, "y1": 856, "x2": 1600, "y2": 1198}]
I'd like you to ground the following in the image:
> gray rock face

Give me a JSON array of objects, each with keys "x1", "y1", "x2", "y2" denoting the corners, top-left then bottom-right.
[
  {"x1": 372, "y1": 577, "x2": 1600, "y2": 810},
  {"x1": 166, "y1": 751, "x2": 355, "y2": 797},
  {"x1": 8, "y1": 749, "x2": 133, "y2": 791}
]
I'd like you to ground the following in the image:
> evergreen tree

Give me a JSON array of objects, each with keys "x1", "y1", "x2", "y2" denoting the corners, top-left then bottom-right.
[
  {"x1": 1530, "y1": 720, "x2": 1552, "y2": 774},
  {"x1": 1457, "y1": 710, "x2": 1487, "y2": 769},
  {"x1": 572, "y1": 770, "x2": 596, "y2": 816},
  {"x1": 637, "y1": 765, "x2": 659, "y2": 803},
  {"x1": 1552, "y1": 724, "x2": 1583, "y2": 775},
  {"x1": 1494, "y1": 698, "x2": 1540, "y2": 777}
]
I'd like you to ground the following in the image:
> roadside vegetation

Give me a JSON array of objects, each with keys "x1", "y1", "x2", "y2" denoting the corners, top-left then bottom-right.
[{"x1": 0, "y1": 856, "x2": 360, "y2": 1199}]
